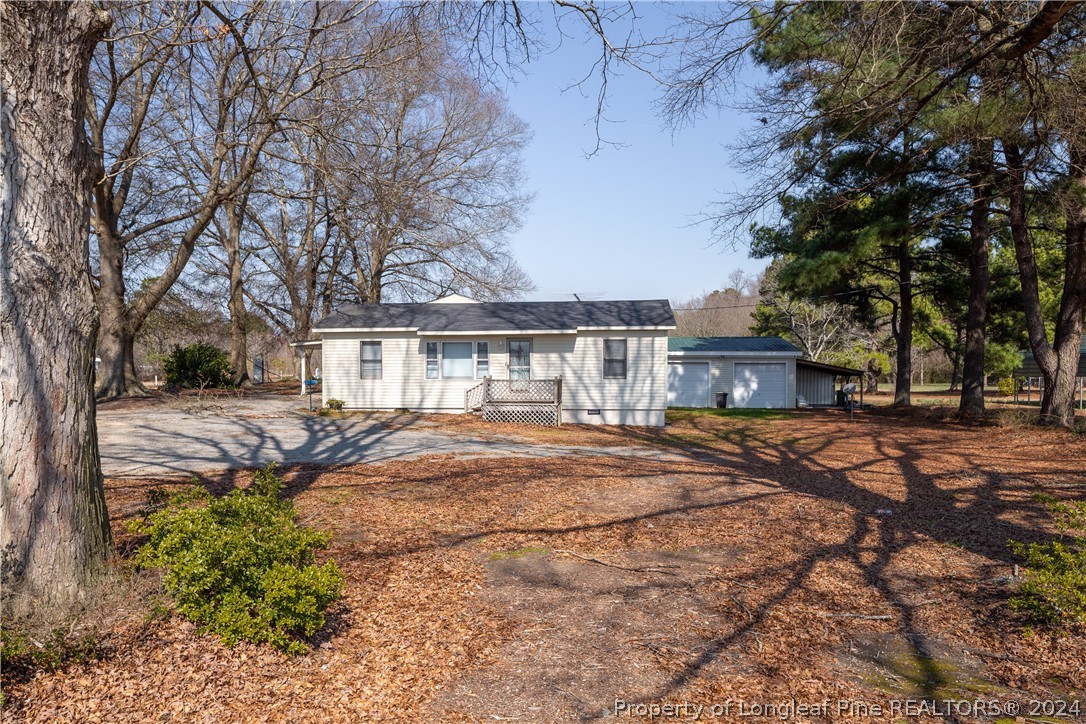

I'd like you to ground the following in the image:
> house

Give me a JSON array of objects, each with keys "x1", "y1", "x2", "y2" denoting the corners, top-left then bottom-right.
[
  {"x1": 667, "y1": 337, "x2": 804, "y2": 408},
  {"x1": 307, "y1": 295, "x2": 676, "y2": 426}
]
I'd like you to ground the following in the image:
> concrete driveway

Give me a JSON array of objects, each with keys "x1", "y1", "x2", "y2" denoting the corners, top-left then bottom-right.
[{"x1": 96, "y1": 393, "x2": 669, "y2": 477}]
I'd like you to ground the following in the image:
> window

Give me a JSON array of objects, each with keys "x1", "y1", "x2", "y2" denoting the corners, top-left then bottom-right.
[
  {"x1": 441, "y1": 342, "x2": 473, "y2": 379},
  {"x1": 425, "y1": 342, "x2": 439, "y2": 379},
  {"x1": 360, "y1": 341, "x2": 382, "y2": 379},
  {"x1": 604, "y1": 338, "x2": 627, "y2": 379},
  {"x1": 476, "y1": 342, "x2": 489, "y2": 378},
  {"x1": 508, "y1": 339, "x2": 531, "y2": 380}
]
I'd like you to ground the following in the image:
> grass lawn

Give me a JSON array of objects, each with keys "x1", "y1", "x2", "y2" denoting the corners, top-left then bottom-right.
[{"x1": 4, "y1": 409, "x2": 1084, "y2": 721}]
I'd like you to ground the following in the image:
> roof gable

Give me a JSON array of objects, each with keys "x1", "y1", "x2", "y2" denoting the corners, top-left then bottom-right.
[
  {"x1": 314, "y1": 299, "x2": 676, "y2": 333},
  {"x1": 428, "y1": 294, "x2": 479, "y2": 304}
]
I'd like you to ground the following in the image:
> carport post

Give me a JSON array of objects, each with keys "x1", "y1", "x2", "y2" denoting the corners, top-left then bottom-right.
[{"x1": 299, "y1": 350, "x2": 307, "y2": 396}]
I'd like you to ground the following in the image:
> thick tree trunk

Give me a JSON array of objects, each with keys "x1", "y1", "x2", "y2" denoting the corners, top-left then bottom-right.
[
  {"x1": 959, "y1": 146, "x2": 993, "y2": 418},
  {"x1": 95, "y1": 318, "x2": 142, "y2": 398},
  {"x1": 1, "y1": 1, "x2": 113, "y2": 618},
  {"x1": 1006, "y1": 143, "x2": 1086, "y2": 427},
  {"x1": 94, "y1": 233, "x2": 144, "y2": 397},
  {"x1": 893, "y1": 240, "x2": 913, "y2": 406}
]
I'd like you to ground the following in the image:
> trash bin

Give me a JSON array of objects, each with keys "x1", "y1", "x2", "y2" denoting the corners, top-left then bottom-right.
[
  {"x1": 716, "y1": 392, "x2": 728, "y2": 408},
  {"x1": 836, "y1": 389, "x2": 847, "y2": 406}
]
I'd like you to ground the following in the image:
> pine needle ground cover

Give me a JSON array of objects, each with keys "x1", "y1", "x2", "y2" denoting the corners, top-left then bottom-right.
[{"x1": 3, "y1": 410, "x2": 1083, "y2": 721}]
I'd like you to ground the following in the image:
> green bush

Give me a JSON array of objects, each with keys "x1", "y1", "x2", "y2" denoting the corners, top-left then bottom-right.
[
  {"x1": 326, "y1": 399, "x2": 345, "y2": 411},
  {"x1": 1009, "y1": 495, "x2": 1086, "y2": 627},
  {"x1": 130, "y1": 464, "x2": 343, "y2": 654},
  {"x1": 163, "y1": 342, "x2": 233, "y2": 389},
  {"x1": 996, "y1": 376, "x2": 1016, "y2": 397}
]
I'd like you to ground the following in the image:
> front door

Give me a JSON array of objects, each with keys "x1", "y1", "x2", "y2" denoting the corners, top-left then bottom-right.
[{"x1": 508, "y1": 338, "x2": 532, "y2": 380}]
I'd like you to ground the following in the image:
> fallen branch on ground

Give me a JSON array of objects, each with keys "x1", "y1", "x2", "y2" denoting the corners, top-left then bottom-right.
[{"x1": 553, "y1": 549, "x2": 678, "y2": 575}]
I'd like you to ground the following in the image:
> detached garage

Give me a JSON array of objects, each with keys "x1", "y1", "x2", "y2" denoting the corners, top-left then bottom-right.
[{"x1": 667, "y1": 337, "x2": 802, "y2": 409}]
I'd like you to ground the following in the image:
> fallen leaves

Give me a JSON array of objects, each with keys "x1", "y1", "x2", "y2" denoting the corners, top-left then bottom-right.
[{"x1": 4, "y1": 409, "x2": 1084, "y2": 721}]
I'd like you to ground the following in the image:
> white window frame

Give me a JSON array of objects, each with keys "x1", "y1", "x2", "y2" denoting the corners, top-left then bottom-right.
[
  {"x1": 424, "y1": 340, "x2": 493, "y2": 380},
  {"x1": 425, "y1": 342, "x2": 439, "y2": 379},
  {"x1": 603, "y1": 338, "x2": 628, "y2": 379},
  {"x1": 508, "y1": 338, "x2": 532, "y2": 380},
  {"x1": 475, "y1": 341, "x2": 490, "y2": 379},
  {"x1": 360, "y1": 341, "x2": 382, "y2": 380}
]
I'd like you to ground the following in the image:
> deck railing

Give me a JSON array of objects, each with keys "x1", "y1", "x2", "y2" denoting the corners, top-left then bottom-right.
[{"x1": 464, "y1": 377, "x2": 563, "y2": 425}]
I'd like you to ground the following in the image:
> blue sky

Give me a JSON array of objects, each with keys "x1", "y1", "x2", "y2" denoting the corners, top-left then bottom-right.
[{"x1": 500, "y1": 6, "x2": 765, "y2": 303}]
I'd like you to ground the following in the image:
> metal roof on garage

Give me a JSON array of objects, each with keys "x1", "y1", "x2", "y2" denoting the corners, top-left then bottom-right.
[{"x1": 667, "y1": 336, "x2": 802, "y2": 354}]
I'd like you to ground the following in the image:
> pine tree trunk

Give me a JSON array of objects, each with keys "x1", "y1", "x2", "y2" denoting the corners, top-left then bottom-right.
[
  {"x1": 1006, "y1": 143, "x2": 1086, "y2": 427},
  {"x1": 959, "y1": 146, "x2": 993, "y2": 419},
  {"x1": 1, "y1": 0, "x2": 113, "y2": 618},
  {"x1": 893, "y1": 240, "x2": 913, "y2": 406}
]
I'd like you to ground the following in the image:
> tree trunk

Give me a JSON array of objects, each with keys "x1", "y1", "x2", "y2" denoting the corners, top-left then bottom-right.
[
  {"x1": 959, "y1": 144, "x2": 993, "y2": 418},
  {"x1": 893, "y1": 240, "x2": 913, "y2": 406},
  {"x1": 223, "y1": 198, "x2": 251, "y2": 387},
  {"x1": 95, "y1": 317, "x2": 142, "y2": 398},
  {"x1": 1006, "y1": 143, "x2": 1086, "y2": 427},
  {"x1": 1, "y1": 0, "x2": 114, "y2": 618},
  {"x1": 94, "y1": 232, "x2": 144, "y2": 398},
  {"x1": 865, "y1": 359, "x2": 880, "y2": 394}
]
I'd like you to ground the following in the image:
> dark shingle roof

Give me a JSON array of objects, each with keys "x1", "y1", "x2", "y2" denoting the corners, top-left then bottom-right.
[
  {"x1": 667, "y1": 336, "x2": 802, "y2": 354},
  {"x1": 314, "y1": 299, "x2": 675, "y2": 333}
]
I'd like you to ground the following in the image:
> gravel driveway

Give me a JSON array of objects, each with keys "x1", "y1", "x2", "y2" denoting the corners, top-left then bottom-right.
[{"x1": 96, "y1": 393, "x2": 671, "y2": 477}]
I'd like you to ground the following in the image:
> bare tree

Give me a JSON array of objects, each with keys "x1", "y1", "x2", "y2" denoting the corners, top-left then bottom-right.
[
  {"x1": 672, "y1": 269, "x2": 760, "y2": 337},
  {"x1": 1, "y1": 1, "x2": 113, "y2": 618},
  {"x1": 753, "y1": 275, "x2": 850, "y2": 363},
  {"x1": 326, "y1": 32, "x2": 534, "y2": 303},
  {"x1": 243, "y1": 126, "x2": 341, "y2": 346},
  {"x1": 88, "y1": 0, "x2": 400, "y2": 397}
]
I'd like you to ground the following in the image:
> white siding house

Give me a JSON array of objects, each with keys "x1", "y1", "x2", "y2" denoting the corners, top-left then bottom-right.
[
  {"x1": 666, "y1": 337, "x2": 803, "y2": 409},
  {"x1": 309, "y1": 297, "x2": 676, "y2": 426}
]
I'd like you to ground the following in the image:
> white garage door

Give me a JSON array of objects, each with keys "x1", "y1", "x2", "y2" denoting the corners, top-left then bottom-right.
[
  {"x1": 732, "y1": 362, "x2": 787, "y2": 408},
  {"x1": 668, "y1": 362, "x2": 710, "y2": 407}
]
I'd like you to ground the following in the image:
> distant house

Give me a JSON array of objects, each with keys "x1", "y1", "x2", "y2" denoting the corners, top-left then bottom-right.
[
  {"x1": 305, "y1": 295, "x2": 676, "y2": 426},
  {"x1": 1018, "y1": 340, "x2": 1086, "y2": 379},
  {"x1": 1016, "y1": 340, "x2": 1086, "y2": 405}
]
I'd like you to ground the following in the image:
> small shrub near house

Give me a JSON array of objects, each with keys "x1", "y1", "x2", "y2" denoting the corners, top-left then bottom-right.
[
  {"x1": 326, "y1": 398, "x2": 345, "y2": 411},
  {"x1": 130, "y1": 464, "x2": 343, "y2": 654},
  {"x1": 1010, "y1": 495, "x2": 1086, "y2": 627},
  {"x1": 163, "y1": 342, "x2": 233, "y2": 389}
]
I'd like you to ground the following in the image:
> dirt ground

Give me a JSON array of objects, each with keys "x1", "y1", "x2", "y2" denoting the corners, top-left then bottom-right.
[{"x1": 3, "y1": 407, "x2": 1085, "y2": 722}]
